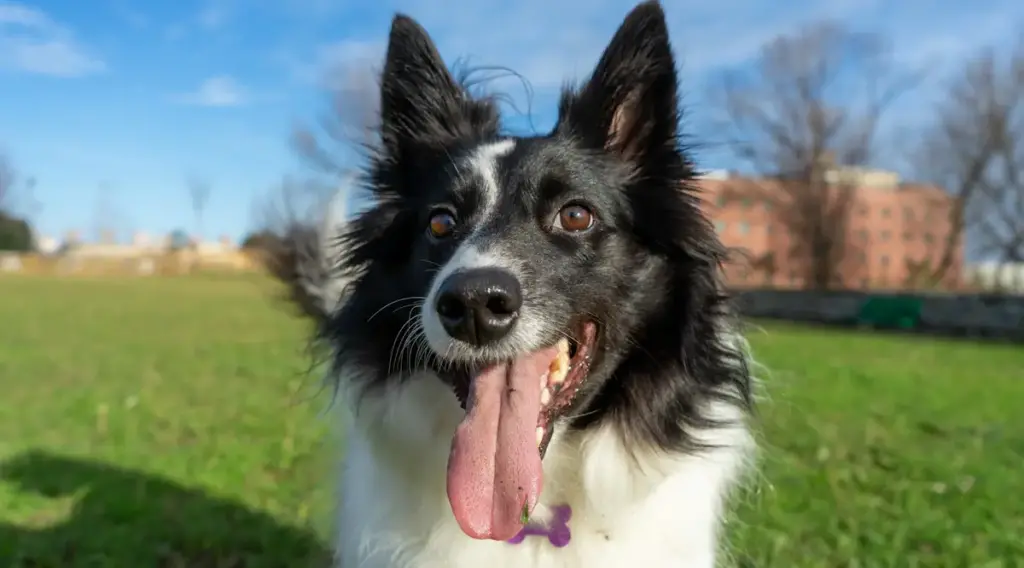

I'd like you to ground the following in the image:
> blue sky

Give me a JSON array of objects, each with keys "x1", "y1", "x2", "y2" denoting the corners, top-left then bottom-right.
[{"x1": 2, "y1": 0, "x2": 1022, "y2": 242}]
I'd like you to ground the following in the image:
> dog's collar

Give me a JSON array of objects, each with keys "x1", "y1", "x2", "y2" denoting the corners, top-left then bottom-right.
[{"x1": 506, "y1": 504, "x2": 571, "y2": 547}]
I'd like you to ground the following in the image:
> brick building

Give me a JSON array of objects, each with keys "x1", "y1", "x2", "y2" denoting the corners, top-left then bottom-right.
[{"x1": 699, "y1": 167, "x2": 962, "y2": 290}]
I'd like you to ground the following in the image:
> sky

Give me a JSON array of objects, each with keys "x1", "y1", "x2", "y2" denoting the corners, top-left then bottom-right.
[{"x1": 1, "y1": 0, "x2": 1022, "y2": 243}]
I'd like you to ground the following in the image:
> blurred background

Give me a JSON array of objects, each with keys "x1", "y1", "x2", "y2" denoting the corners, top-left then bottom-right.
[{"x1": 1, "y1": 1, "x2": 1022, "y2": 566}]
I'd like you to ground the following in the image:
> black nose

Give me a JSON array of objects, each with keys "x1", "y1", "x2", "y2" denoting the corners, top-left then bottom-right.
[{"x1": 435, "y1": 268, "x2": 522, "y2": 346}]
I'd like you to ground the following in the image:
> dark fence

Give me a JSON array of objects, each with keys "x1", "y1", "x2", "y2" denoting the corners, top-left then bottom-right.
[{"x1": 734, "y1": 289, "x2": 1024, "y2": 342}]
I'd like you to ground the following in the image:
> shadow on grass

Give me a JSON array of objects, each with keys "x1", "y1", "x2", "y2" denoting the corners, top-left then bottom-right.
[{"x1": 0, "y1": 450, "x2": 332, "y2": 568}]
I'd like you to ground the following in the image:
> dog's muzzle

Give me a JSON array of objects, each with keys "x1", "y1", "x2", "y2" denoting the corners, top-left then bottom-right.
[{"x1": 434, "y1": 268, "x2": 522, "y2": 346}]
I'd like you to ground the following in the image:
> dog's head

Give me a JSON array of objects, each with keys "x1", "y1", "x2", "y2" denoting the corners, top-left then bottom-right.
[{"x1": 274, "y1": 0, "x2": 746, "y2": 543}]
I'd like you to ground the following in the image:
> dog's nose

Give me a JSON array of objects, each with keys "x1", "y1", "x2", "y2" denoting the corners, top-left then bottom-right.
[{"x1": 435, "y1": 268, "x2": 522, "y2": 345}]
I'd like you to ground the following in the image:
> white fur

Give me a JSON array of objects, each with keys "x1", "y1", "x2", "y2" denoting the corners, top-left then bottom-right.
[
  {"x1": 466, "y1": 139, "x2": 516, "y2": 216},
  {"x1": 330, "y1": 367, "x2": 752, "y2": 568}
]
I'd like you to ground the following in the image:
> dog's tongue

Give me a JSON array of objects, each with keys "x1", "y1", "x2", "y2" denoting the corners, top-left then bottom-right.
[{"x1": 446, "y1": 346, "x2": 556, "y2": 540}]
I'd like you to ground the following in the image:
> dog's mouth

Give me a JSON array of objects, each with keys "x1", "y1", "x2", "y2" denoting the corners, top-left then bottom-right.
[
  {"x1": 450, "y1": 320, "x2": 598, "y2": 451},
  {"x1": 445, "y1": 320, "x2": 598, "y2": 542}
]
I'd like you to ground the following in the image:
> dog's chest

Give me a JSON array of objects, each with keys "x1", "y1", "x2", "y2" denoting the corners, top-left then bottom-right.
[
  {"x1": 333, "y1": 377, "x2": 729, "y2": 568},
  {"x1": 338, "y1": 440, "x2": 705, "y2": 568},
  {"x1": 406, "y1": 507, "x2": 696, "y2": 568}
]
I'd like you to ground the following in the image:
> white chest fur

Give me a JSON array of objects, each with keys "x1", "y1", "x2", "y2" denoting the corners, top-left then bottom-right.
[{"x1": 333, "y1": 373, "x2": 750, "y2": 568}]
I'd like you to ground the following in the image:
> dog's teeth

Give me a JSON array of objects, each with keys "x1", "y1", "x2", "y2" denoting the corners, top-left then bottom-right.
[
  {"x1": 536, "y1": 427, "x2": 545, "y2": 447},
  {"x1": 556, "y1": 337, "x2": 570, "y2": 354},
  {"x1": 541, "y1": 388, "x2": 551, "y2": 406},
  {"x1": 549, "y1": 351, "x2": 570, "y2": 385}
]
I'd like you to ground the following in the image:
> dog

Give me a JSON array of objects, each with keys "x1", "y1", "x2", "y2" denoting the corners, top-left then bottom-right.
[{"x1": 268, "y1": 2, "x2": 755, "y2": 566}]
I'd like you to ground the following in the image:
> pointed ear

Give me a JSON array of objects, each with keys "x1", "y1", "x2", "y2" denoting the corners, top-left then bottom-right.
[
  {"x1": 555, "y1": 1, "x2": 679, "y2": 166},
  {"x1": 379, "y1": 15, "x2": 498, "y2": 154}
]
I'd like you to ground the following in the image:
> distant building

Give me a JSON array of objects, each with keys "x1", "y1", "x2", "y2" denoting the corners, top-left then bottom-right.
[
  {"x1": 965, "y1": 262, "x2": 1024, "y2": 293},
  {"x1": 700, "y1": 167, "x2": 963, "y2": 290},
  {"x1": 36, "y1": 235, "x2": 60, "y2": 255},
  {"x1": 50, "y1": 229, "x2": 238, "y2": 259}
]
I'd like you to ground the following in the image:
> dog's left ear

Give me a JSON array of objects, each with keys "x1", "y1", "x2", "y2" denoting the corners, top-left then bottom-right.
[{"x1": 555, "y1": 1, "x2": 678, "y2": 167}]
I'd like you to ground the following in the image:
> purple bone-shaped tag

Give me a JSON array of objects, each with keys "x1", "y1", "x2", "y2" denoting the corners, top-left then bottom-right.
[{"x1": 506, "y1": 504, "x2": 572, "y2": 547}]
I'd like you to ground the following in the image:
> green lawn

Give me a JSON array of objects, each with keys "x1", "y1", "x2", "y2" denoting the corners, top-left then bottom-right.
[{"x1": 1, "y1": 276, "x2": 1021, "y2": 567}]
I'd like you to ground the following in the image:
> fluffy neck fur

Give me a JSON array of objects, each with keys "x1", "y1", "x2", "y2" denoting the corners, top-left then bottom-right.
[{"x1": 331, "y1": 368, "x2": 752, "y2": 568}]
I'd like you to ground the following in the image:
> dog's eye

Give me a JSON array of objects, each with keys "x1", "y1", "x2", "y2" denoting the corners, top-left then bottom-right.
[
  {"x1": 427, "y1": 209, "x2": 457, "y2": 239},
  {"x1": 554, "y1": 204, "x2": 594, "y2": 233}
]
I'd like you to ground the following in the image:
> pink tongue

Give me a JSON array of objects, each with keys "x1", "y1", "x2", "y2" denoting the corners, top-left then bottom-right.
[{"x1": 446, "y1": 346, "x2": 556, "y2": 540}]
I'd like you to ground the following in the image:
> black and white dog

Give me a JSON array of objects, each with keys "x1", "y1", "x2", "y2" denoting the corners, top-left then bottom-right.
[{"x1": 270, "y1": 2, "x2": 754, "y2": 566}]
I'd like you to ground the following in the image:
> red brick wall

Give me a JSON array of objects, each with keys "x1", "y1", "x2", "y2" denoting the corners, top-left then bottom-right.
[{"x1": 697, "y1": 177, "x2": 963, "y2": 290}]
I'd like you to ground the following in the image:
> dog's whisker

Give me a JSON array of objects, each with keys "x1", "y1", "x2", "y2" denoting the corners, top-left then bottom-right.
[
  {"x1": 553, "y1": 328, "x2": 581, "y2": 345},
  {"x1": 401, "y1": 324, "x2": 424, "y2": 377},
  {"x1": 560, "y1": 407, "x2": 602, "y2": 422},
  {"x1": 388, "y1": 316, "x2": 420, "y2": 376},
  {"x1": 368, "y1": 296, "x2": 426, "y2": 323}
]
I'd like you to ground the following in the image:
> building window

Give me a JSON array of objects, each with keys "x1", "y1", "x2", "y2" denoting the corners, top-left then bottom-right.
[
  {"x1": 765, "y1": 224, "x2": 774, "y2": 235},
  {"x1": 738, "y1": 222, "x2": 750, "y2": 235},
  {"x1": 881, "y1": 230, "x2": 891, "y2": 242},
  {"x1": 903, "y1": 232, "x2": 912, "y2": 242},
  {"x1": 880, "y1": 255, "x2": 889, "y2": 267},
  {"x1": 859, "y1": 229, "x2": 868, "y2": 241},
  {"x1": 859, "y1": 205, "x2": 869, "y2": 216},
  {"x1": 882, "y1": 207, "x2": 891, "y2": 218},
  {"x1": 904, "y1": 207, "x2": 914, "y2": 221},
  {"x1": 924, "y1": 233, "x2": 934, "y2": 244}
]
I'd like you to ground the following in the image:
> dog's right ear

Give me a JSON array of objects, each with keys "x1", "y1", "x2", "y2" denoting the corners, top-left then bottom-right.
[{"x1": 379, "y1": 15, "x2": 498, "y2": 155}]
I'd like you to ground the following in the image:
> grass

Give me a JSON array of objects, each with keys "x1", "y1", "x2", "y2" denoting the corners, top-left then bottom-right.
[{"x1": 0, "y1": 276, "x2": 1021, "y2": 567}]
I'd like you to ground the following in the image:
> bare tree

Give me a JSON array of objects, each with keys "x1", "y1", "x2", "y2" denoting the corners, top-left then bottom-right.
[
  {"x1": 258, "y1": 55, "x2": 378, "y2": 321},
  {"x1": 907, "y1": 44, "x2": 1024, "y2": 289},
  {"x1": 292, "y1": 55, "x2": 381, "y2": 176},
  {"x1": 0, "y1": 151, "x2": 36, "y2": 217},
  {"x1": 0, "y1": 153, "x2": 15, "y2": 215},
  {"x1": 970, "y1": 42, "x2": 1024, "y2": 290},
  {"x1": 187, "y1": 175, "x2": 212, "y2": 240},
  {"x1": 247, "y1": 174, "x2": 351, "y2": 323},
  {"x1": 249, "y1": 176, "x2": 339, "y2": 239},
  {"x1": 0, "y1": 152, "x2": 41, "y2": 251},
  {"x1": 91, "y1": 181, "x2": 135, "y2": 244},
  {"x1": 707, "y1": 22, "x2": 918, "y2": 290}
]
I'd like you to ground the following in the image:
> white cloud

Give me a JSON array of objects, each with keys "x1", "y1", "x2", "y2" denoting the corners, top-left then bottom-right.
[
  {"x1": 172, "y1": 76, "x2": 247, "y2": 107},
  {"x1": 0, "y1": 2, "x2": 105, "y2": 77}
]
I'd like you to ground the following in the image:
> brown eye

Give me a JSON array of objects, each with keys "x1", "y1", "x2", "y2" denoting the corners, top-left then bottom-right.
[
  {"x1": 555, "y1": 204, "x2": 594, "y2": 233},
  {"x1": 427, "y1": 209, "x2": 457, "y2": 239}
]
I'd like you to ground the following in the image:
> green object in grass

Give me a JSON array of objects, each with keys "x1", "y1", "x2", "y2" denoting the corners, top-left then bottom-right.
[{"x1": 521, "y1": 504, "x2": 530, "y2": 525}]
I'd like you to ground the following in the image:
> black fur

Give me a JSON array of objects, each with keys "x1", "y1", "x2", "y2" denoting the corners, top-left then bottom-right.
[{"x1": 274, "y1": 1, "x2": 752, "y2": 456}]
